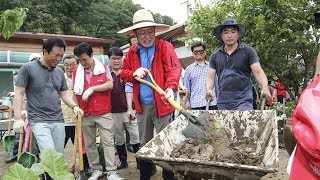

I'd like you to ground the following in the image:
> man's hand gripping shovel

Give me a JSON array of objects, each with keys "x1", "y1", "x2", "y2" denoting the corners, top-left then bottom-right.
[{"x1": 135, "y1": 70, "x2": 211, "y2": 144}]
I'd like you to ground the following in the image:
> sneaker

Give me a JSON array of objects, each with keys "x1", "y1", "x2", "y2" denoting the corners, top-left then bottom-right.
[
  {"x1": 88, "y1": 170, "x2": 103, "y2": 180},
  {"x1": 107, "y1": 171, "x2": 124, "y2": 180}
]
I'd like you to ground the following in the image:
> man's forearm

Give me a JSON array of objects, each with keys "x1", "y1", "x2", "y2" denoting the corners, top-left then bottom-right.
[
  {"x1": 91, "y1": 81, "x2": 113, "y2": 92},
  {"x1": 13, "y1": 89, "x2": 24, "y2": 119},
  {"x1": 126, "y1": 92, "x2": 134, "y2": 110},
  {"x1": 61, "y1": 91, "x2": 77, "y2": 108}
]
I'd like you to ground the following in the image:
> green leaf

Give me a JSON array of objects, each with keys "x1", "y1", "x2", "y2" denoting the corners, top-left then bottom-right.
[
  {"x1": 30, "y1": 163, "x2": 45, "y2": 176},
  {"x1": 17, "y1": 152, "x2": 38, "y2": 168},
  {"x1": 3, "y1": 163, "x2": 39, "y2": 180},
  {"x1": 0, "y1": 8, "x2": 28, "y2": 39},
  {"x1": 40, "y1": 149, "x2": 75, "y2": 180}
]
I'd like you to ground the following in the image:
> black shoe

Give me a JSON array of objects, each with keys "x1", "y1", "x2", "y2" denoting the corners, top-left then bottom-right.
[
  {"x1": 5, "y1": 155, "x2": 17, "y2": 163},
  {"x1": 117, "y1": 161, "x2": 128, "y2": 170},
  {"x1": 127, "y1": 144, "x2": 134, "y2": 153}
]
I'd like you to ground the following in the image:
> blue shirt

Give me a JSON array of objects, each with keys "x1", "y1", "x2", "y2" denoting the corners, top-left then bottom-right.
[
  {"x1": 138, "y1": 43, "x2": 156, "y2": 104},
  {"x1": 184, "y1": 61, "x2": 218, "y2": 108}
]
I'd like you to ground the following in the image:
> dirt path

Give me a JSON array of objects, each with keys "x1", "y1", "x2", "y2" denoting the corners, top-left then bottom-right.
[{"x1": 0, "y1": 140, "x2": 289, "y2": 179}]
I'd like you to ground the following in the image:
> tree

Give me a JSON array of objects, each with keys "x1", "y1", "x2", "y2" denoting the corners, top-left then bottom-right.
[
  {"x1": 0, "y1": 8, "x2": 27, "y2": 39},
  {"x1": 185, "y1": 0, "x2": 319, "y2": 98},
  {"x1": 153, "y1": 13, "x2": 175, "y2": 25},
  {"x1": 1, "y1": 0, "x2": 176, "y2": 48}
]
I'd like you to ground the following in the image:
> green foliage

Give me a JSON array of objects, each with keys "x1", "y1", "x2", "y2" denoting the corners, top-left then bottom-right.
[
  {"x1": 17, "y1": 152, "x2": 38, "y2": 168},
  {"x1": 273, "y1": 100, "x2": 297, "y2": 118},
  {"x1": 153, "y1": 13, "x2": 175, "y2": 25},
  {"x1": 3, "y1": 163, "x2": 39, "y2": 180},
  {"x1": 3, "y1": 149, "x2": 74, "y2": 180},
  {"x1": 41, "y1": 149, "x2": 74, "y2": 180},
  {"x1": 185, "y1": 0, "x2": 319, "y2": 91},
  {"x1": 0, "y1": 8, "x2": 27, "y2": 39},
  {"x1": 0, "y1": 0, "x2": 176, "y2": 48}
]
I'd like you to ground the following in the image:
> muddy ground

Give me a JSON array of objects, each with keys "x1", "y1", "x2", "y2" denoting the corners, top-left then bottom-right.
[{"x1": 0, "y1": 139, "x2": 289, "y2": 180}]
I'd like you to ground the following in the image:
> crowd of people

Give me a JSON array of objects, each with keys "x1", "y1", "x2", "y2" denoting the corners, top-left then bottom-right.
[{"x1": 4, "y1": 7, "x2": 319, "y2": 180}]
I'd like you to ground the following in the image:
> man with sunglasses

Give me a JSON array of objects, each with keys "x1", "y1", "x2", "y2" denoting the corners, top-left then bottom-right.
[
  {"x1": 205, "y1": 19, "x2": 270, "y2": 110},
  {"x1": 118, "y1": 9, "x2": 181, "y2": 180},
  {"x1": 184, "y1": 41, "x2": 218, "y2": 110}
]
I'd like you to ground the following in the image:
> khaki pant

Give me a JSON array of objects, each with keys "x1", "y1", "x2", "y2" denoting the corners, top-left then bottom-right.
[
  {"x1": 82, "y1": 113, "x2": 116, "y2": 172},
  {"x1": 136, "y1": 104, "x2": 172, "y2": 146},
  {"x1": 112, "y1": 112, "x2": 139, "y2": 145}
]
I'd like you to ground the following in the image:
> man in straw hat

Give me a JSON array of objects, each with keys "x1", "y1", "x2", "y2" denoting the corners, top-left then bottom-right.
[
  {"x1": 205, "y1": 18, "x2": 270, "y2": 110},
  {"x1": 119, "y1": 9, "x2": 181, "y2": 180}
]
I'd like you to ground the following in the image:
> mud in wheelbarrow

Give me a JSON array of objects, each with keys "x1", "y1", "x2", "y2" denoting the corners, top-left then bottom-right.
[{"x1": 136, "y1": 110, "x2": 278, "y2": 179}]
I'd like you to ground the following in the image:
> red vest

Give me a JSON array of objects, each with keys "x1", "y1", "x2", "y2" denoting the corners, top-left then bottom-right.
[{"x1": 74, "y1": 66, "x2": 111, "y2": 117}]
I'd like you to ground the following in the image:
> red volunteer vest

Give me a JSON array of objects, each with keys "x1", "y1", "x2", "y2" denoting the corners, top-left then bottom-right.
[{"x1": 74, "y1": 66, "x2": 111, "y2": 117}]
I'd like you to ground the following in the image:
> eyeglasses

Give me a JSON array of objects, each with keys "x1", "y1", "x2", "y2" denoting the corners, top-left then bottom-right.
[
  {"x1": 64, "y1": 63, "x2": 77, "y2": 68},
  {"x1": 110, "y1": 56, "x2": 123, "y2": 61},
  {"x1": 193, "y1": 50, "x2": 204, "y2": 55},
  {"x1": 135, "y1": 28, "x2": 155, "y2": 37}
]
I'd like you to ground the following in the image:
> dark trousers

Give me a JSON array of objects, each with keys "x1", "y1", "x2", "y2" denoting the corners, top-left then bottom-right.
[
  {"x1": 64, "y1": 126, "x2": 75, "y2": 147},
  {"x1": 191, "y1": 105, "x2": 217, "y2": 110}
]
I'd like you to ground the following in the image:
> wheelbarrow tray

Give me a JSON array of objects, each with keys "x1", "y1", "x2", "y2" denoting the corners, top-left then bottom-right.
[{"x1": 136, "y1": 110, "x2": 278, "y2": 179}]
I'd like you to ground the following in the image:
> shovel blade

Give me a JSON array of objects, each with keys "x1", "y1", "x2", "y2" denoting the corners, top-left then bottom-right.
[
  {"x1": 3, "y1": 135, "x2": 15, "y2": 158},
  {"x1": 181, "y1": 112, "x2": 211, "y2": 144}
]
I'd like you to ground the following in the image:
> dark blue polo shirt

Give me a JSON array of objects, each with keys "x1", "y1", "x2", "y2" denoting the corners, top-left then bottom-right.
[{"x1": 208, "y1": 43, "x2": 259, "y2": 108}]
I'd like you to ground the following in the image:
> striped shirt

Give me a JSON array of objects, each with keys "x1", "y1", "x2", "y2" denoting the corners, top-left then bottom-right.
[{"x1": 184, "y1": 61, "x2": 218, "y2": 108}]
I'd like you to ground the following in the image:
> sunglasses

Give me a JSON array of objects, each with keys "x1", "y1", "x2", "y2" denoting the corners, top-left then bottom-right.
[{"x1": 193, "y1": 50, "x2": 204, "y2": 55}]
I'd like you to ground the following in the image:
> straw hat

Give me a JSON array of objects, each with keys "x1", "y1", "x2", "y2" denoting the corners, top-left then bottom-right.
[
  {"x1": 213, "y1": 18, "x2": 245, "y2": 41},
  {"x1": 118, "y1": 9, "x2": 170, "y2": 35}
]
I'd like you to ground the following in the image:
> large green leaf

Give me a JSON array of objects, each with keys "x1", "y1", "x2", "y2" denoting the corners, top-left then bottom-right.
[
  {"x1": 40, "y1": 149, "x2": 75, "y2": 180},
  {"x1": 0, "y1": 8, "x2": 27, "y2": 39},
  {"x1": 3, "y1": 163, "x2": 39, "y2": 180},
  {"x1": 17, "y1": 152, "x2": 38, "y2": 168},
  {"x1": 30, "y1": 163, "x2": 45, "y2": 176}
]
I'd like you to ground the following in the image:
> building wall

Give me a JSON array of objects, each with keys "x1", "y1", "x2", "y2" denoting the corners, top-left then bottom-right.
[{"x1": 0, "y1": 41, "x2": 107, "y2": 98}]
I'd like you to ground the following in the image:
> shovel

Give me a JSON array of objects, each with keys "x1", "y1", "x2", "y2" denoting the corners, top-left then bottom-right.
[
  {"x1": 73, "y1": 112, "x2": 85, "y2": 180},
  {"x1": 135, "y1": 70, "x2": 211, "y2": 143},
  {"x1": 17, "y1": 114, "x2": 38, "y2": 168},
  {"x1": 2, "y1": 107, "x2": 15, "y2": 158}
]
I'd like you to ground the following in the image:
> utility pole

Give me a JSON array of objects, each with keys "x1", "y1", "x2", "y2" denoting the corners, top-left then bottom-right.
[{"x1": 181, "y1": 0, "x2": 191, "y2": 20}]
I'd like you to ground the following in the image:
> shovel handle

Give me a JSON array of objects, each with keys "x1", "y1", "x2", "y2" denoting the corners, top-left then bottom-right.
[
  {"x1": 18, "y1": 127, "x2": 24, "y2": 159},
  {"x1": 135, "y1": 70, "x2": 183, "y2": 112},
  {"x1": 76, "y1": 112, "x2": 84, "y2": 171}
]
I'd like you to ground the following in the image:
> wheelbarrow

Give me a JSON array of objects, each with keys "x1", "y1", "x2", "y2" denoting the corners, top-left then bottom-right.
[{"x1": 136, "y1": 109, "x2": 278, "y2": 179}]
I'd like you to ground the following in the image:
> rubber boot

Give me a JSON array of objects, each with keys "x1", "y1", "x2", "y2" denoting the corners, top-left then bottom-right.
[
  {"x1": 116, "y1": 144, "x2": 128, "y2": 170},
  {"x1": 132, "y1": 143, "x2": 140, "y2": 169}
]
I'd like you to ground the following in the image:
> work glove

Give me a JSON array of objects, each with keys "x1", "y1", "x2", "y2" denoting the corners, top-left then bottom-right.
[
  {"x1": 133, "y1": 67, "x2": 147, "y2": 78},
  {"x1": 127, "y1": 109, "x2": 136, "y2": 123},
  {"x1": 205, "y1": 90, "x2": 215, "y2": 102},
  {"x1": 13, "y1": 119, "x2": 25, "y2": 133},
  {"x1": 82, "y1": 87, "x2": 94, "y2": 102},
  {"x1": 260, "y1": 89, "x2": 271, "y2": 101},
  {"x1": 165, "y1": 87, "x2": 174, "y2": 99},
  {"x1": 73, "y1": 106, "x2": 84, "y2": 117}
]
